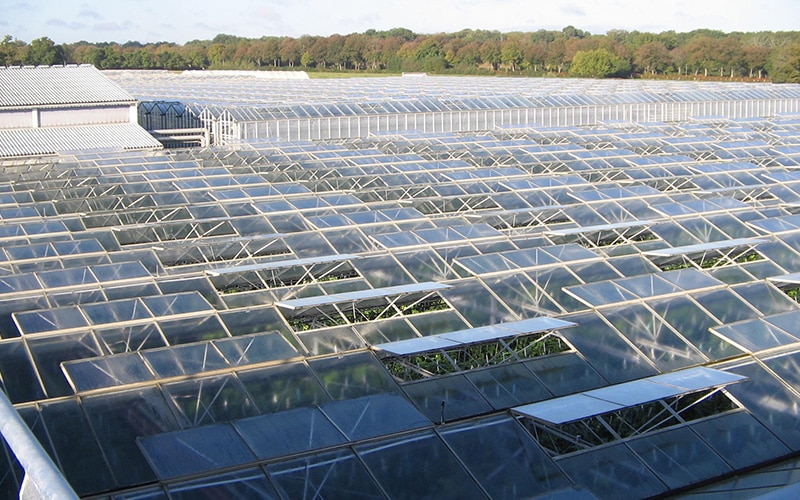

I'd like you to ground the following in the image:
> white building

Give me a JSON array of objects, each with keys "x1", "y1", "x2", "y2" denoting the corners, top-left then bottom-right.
[{"x1": 0, "y1": 65, "x2": 161, "y2": 157}]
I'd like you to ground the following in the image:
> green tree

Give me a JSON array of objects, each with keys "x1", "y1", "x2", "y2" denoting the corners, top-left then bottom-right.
[
  {"x1": 300, "y1": 51, "x2": 314, "y2": 68},
  {"x1": 280, "y1": 37, "x2": 300, "y2": 67},
  {"x1": 100, "y1": 45, "x2": 124, "y2": 69},
  {"x1": 207, "y1": 42, "x2": 233, "y2": 67},
  {"x1": 769, "y1": 43, "x2": 800, "y2": 83},
  {"x1": 379, "y1": 27, "x2": 416, "y2": 42},
  {"x1": 743, "y1": 45, "x2": 769, "y2": 78},
  {"x1": 327, "y1": 34, "x2": 347, "y2": 70},
  {"x1": 0, "y1": 35, "x2": 26, "y2": 65},
  {"x1": 246, "y1": 39, "x2": 272, "y2": 68},
  {"x1": 183, "y1": 44, "x2": 208, "y2": 69},
  {"x1": 523, "y1": 41, "x2": 547, "y2": 72},
  {"x1": 456, "y1": 41, "x2": 482, "y2": 68},
  {"x1": 562, "y1": 25, "x2": 589, "y2": 39},
  {"x1": 415, "y1": 37, "x2": 445, "y2": 60},
  {"x1": 308, "y1": 37, "x2": 330, "y2": 68},
  {"x1": 635, "y1": 41, "x2": 671, "y2": 74},
  {"x1": 501, "y1": 39, "x2": 523, "y2": 71},
  {"x1": 569, "y1": 48, "x2": 631, "y2": 78},
  {"x1": 415, "y1": 37, "x2": 448, "y2": 72},
  {"x1": 261, "y1": 37, "x2": 282, "y2": 67},
  {"x1": 545, "y1": 37, "x2": 567, "y2": 73},
  {"x1": 685, "y1": 35, "x2": 719, "y2": 76},
  {"x1": 480, "y1": 39, "x2": 501, "y2": 70},
  {"x1": 6, "y1": 25, "x2": 800, "y2": 80},
  {"x1": 26, "y1": 36, "x2": 63, "y2": 65},
  {"x1": 363, "y1": 37, "x2": 386, "y2": 70},
  {"x1": 342, "y1": 34, "x2": 367, "y2": 70}
]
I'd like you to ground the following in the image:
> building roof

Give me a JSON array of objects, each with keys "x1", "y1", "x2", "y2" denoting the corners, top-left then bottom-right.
[
  {"x1": 0, "y1": 65, "x2": 135, "y2": 108},
  {"x1": 0, "y1": 123, "x2": 162, "y2": 157}
]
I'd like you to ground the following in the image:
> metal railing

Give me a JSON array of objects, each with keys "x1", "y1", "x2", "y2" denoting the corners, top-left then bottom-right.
[{"x1": 0, "y1": 390, "x2": 78, "y2": 499}]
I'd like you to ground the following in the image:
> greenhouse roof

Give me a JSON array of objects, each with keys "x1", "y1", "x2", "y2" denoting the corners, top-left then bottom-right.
[
  {"x1": 106, "y1": 70, "x2": 800, "y2": 123},
  {"x1": 3, "y1": 77, "x2": 800, "y2": 498}
]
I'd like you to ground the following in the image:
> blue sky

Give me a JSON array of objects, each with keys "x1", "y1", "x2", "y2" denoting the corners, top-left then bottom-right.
[{"x1": 3, "y1": 0, "x2": 797, "y2": 44}]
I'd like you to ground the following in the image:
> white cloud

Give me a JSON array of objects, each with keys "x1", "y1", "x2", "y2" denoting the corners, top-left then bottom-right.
[
  {"x1": 558, "y1": 3, "x2": 586, "y2": 16},
  {"x1": 77, "y1": 9, "x2": 103, "y2": 20}
]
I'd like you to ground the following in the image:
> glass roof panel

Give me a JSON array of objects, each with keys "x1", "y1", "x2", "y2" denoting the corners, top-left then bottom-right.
[
  {"x1": 142, "y1": 292, "x2": 213, "y2": 316},
  {"x1": 237, "y1": 362, "x2": 330, "y2": 414},
  {"x1": 63, "y1": 353, "x2": 153, "y2": 392},
  {"x1": 556, "y1": 443, "x2": 667, "y2": 498},
  {"x1": 82, "y1": 298, "x2": 151, "y2": 325},
  {"x1": 440, "y1": 415, "x2": 570, "y2": 498},
  {"x1": 711, "y1": 318, "x2": 800, "y2": 352},
  {"x1": 167, "y1": 468, "x2": 280, "y2": 499},
  {"x1": 212, "y1": 332, "x2": 297, "y2": 366},
  {"x1": 355, "y1": 431, "x2": 486, "y2": 498},
  {"x1": 629, "y1": 428, "x2": 731, "y2": 488},
  {"x1": 466, "y1": 363, "x2": 552, "y2": 409},
  {"x1": 142, "y1": 343, "x2": 228, "y2": 378},
  {"x1": 559, "y1": 312, "x2": 659, "y2": 384},
  {"x1": 266, "y1": 449, "x2": 383, "y2": 499},
  {"x1": 615, "y1": 274, "x2": 681, "y2": 297},
  {"x1": 403, "y1": 374, "x2": 493, "y2": 422},
  {"x1": 319, "y1": 393, "x2": 429, "y2": 441},
  {"x1": 691, "y1": 411, "x2": 791, "y2": 470},
  {"x1": 564, "y1": 281, "x2": 638, "y2": 307},
  {"x1": 14, "y1": 306, "x2": 90, "y2": 334},
  {"x1": 233, "y1": 406, "x2": 346, "y2": 460},
  {"x1": 139, "y1": 423, "x2": 256, "y2": 479}
]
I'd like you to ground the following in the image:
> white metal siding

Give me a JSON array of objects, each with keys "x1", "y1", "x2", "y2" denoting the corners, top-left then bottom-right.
[
  {"x1": 0, "y1": 110, "x2": 32, "y2": 129},
  {"x1": 39, "y1": 105, "x2": 132, "y2": 127}
]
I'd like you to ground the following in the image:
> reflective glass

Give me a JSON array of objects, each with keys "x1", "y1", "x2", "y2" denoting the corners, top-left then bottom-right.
[
  {"x1": 403, "y1": 374, "x2": 493, "y2": 423},
  {"x1": 267, "y1": 449, "x2": 384, "y2": 499},
  {"x1": 140, "y1": 423, "x2": 256, "y2": 479},
  {"x1": 356, "y1": 431, "x2": 486, "y2": 499},
  {"x1": 627, "y1": 427, "x2": 731, "y2": 489},
  {"x1": 441, "y1": 415, "x2": 570, "y2": 499},
  {"x1": 234, "y1": 407, "x2": 346, "y2": 460},
  {"x1": 167, "y1": 469, "x2": 279, "y2": 499},
  {"x1": 557, "y1": 443, "x2": 667, "y2": 498}
]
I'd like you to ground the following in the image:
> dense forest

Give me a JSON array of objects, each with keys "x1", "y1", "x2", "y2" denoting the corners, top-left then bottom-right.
[{"x1": 2, "y1": 26, "x2": 800, "y2": 82}]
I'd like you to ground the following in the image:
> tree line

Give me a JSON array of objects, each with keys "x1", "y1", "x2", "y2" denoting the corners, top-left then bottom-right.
[{"x1": 2, "y1": 26, "x2": 800, "y2": 82}]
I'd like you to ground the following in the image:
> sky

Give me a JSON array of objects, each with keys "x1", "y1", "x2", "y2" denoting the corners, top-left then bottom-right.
[{"x1": 2, "y1": 0, "x2": 797, "y2": 45}]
